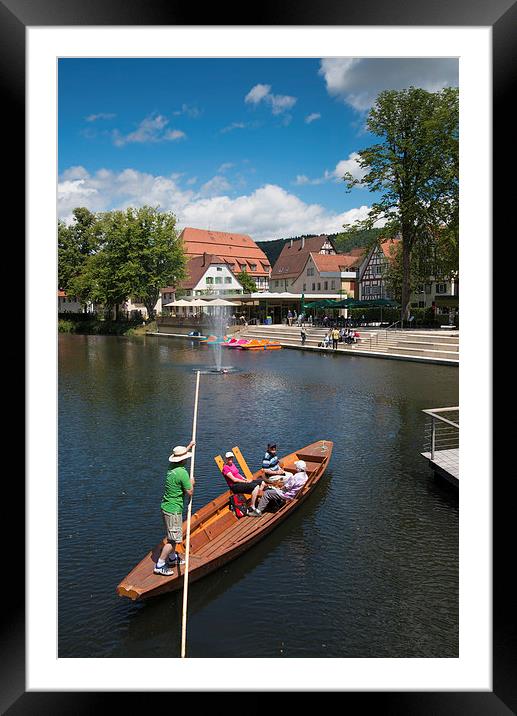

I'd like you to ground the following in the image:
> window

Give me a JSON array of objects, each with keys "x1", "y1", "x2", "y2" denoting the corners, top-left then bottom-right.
[
  {"x1": 324, "y1": 281, "x2": 328, "y2": 290},
  {"x1": 312, "y1": 283, "x2": 315, "y2": 291},
  {"x1": 307, "y1": 267, "x2": 314, "y2": 276},
  {"x1": 303, "y1": 283, "x2": 306, "y2": 292},
  {"x1": 224, "y1": 277, "x2": 232, "y2": 284},
  {"x1": 275, "y1": 280, "x2": 279, "y2": 287},
  {"x1": 331, "y1": 280, "x2": 335, "y2": 290},
  {"x1": 214, "y1": 277, "x2": 222, "y2": 284},
  {"x1": 436, "y1": 283, "x2": 447, "y2": 294},
  {"x1": 216, "y1": 266, "x2": 222, "y2": 271},
  {"x1": 206, "y1": 277, "x2": 213, "y2": 284},
  {"x1": 249, "y1": 263, "x2": 257, "y2": 271},
  {"x1": 317, "y1": 283, "x2": 321, "y2": 291},
  {"x1": 239, "y1": 264, "x2": 246, "y2": 271}
]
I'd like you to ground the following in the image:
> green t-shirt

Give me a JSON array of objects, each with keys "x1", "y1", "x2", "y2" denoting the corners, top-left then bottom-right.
[{"x1": 161, "y1": 465, "x2": 192, "y2": 514}]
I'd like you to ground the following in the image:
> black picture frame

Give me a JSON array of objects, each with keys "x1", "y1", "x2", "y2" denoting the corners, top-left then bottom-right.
[{"x1": 11, "y1": 0, "x2": 508, "y2": 712}]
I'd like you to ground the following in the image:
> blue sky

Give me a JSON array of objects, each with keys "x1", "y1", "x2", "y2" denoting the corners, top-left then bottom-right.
[{"x1": 58, "y1": 58, "x2": 458, "y2": 241}]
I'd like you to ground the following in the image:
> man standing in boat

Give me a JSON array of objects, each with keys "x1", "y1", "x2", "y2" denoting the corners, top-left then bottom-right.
[{"x1": 154, "y1": 441, "x2": 195, "y2": 576}]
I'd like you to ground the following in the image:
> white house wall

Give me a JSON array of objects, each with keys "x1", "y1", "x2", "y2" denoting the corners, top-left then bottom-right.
[{"x1": 193, "y1": 264, "x2": 244, "y2": 294}]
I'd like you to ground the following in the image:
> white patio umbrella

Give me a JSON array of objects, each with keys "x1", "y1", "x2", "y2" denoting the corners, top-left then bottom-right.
[
  {"x1": 164, "y1": 298, "x2": 191, "y2": 307},
  {"x1": 203, "y1": 298, "x2": 240, "y2": 306}
]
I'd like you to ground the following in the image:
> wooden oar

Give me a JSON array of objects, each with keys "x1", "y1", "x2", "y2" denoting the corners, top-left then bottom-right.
[{"x1": 180, "y1": 369, "x2": 201, "y2": 659}]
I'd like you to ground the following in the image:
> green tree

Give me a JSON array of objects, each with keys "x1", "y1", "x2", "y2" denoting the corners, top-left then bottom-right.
[
  {"x1": 58, "y1": 207, "x2": 100, "y2": 310},
  {"x1": 122, "y1": 206, "x2": 186, "y2": 320},
  {"x1": 333, "y1": 227, "x2": 382, "y2": 255},
  {"x1": 71, "y1": 206, "x2": 186, "y2": 320},
  {"x1": 236, "y1": 269, "x2": 257, "y2": 294},
  {"x1": 343, "y1": 86, "x2": 459, "y2": 322}
]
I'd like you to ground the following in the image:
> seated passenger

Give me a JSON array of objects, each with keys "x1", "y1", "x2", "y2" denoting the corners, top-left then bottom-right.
[
  {"x1": 262, "y1": 443, "x2": 292, "y2": 483},
  {"x1": 249, "y1": 460, "x2": 308, "y2": 516},
  {"x1": 222, "y1": 451, "x2": 265, "y2": 496}
]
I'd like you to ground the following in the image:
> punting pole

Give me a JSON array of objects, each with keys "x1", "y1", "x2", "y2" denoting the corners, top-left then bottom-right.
[{"x1": 181, "y1": 369, "x2": 201, "y2": 658}]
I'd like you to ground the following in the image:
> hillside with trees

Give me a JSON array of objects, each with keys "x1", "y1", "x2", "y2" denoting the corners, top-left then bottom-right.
[{"x1": 256, "y1": 228, "x2": 381, "y2": 267}]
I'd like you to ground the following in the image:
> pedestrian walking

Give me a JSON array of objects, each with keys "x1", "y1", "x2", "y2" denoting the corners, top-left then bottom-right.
[{"x1": 301, "y1": 327, "x2": 307, "y2": 346}]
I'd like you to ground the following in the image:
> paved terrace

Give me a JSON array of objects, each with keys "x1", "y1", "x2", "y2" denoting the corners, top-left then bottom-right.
[
  {"x1": 234, "y1": 324, "x2": 459, "y2": 366},
  {"x1": 148, "y1": 323, "x2": 459, "y2": 366}
]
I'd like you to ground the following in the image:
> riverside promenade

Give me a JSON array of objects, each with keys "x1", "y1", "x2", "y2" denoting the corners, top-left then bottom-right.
[
  {"x1": 231, "y1": 324, "x2": 458, "y2": 365},
  {"x1": 149, "y1": 323, "x2": 459, "y2": 366}
]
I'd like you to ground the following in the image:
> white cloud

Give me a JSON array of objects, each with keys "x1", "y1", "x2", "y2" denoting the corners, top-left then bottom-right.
[
  {"x1": 58, "y1": 165, "x2": 376, "y2": 241},
  {"x1": 85, "y1": 112, "x2": 116, "y2": 122},
  {"x1": 270, "y1": 94, "x2": 297, "y2": 115},
  {"x1": 221, "y1": 122, "x2": 247, "y2": 133},
  {"x1": 164, "y1": 129, "x2": 186, "y2": 141},
  {"x1": 244, "y1": 83, "x2": 297, "y2": 117},
  {"x1": 172, "y1": 104, "x2": 202, "y2": 118},
  {"x1": 57, "y1": 166, "x2": 196, "y2": 222},
  {"x1": 112, "y1": 114, "x2": 186, "y2": 146},
  {"x1": 293, "y1": 152, "x2": 366, "y2": 187},
  {"x1": 332, "y1": 152, "x2": 367, "y2": 182},
  {"x1": 305, "y1": 112, "x2": 321, "y2": 124},
  {"x1": 319, "y1": 58, "x2": 458, "y2": 111},
  {"x1": 200, "y1": 175, "x2": 232, "y2": 196},
  {"x1": 218, "y1": 162, "x2": 235, "y2": 173},
  {"x1": 245, "y1": 84, "x2": 271, "y2": 105},
  {"x1": 294, "y1": 174, "x2": 325, "y2": 186}
]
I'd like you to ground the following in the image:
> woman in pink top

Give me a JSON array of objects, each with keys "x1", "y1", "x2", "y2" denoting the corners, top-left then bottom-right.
[{"x1": 221, "y1": 451, "x2": 266, "y2": 510}]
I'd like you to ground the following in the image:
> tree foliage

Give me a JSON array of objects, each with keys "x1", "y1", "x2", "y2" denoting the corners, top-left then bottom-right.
[
  {"x1": 58, "y1": 206, "x2": 186, "y2": 319},
  {"x1": 343, "y1": 86, "x2": 459, "y2": 320},
  {"x1": 236, "y1": 269, "x2": 257, "y2": 294},
  {"x1": 58, "y1": 207, "x2": 100, "y2": 308}
]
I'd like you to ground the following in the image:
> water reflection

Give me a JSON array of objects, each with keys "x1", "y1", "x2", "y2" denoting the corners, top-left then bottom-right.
[{"x1": 59, "y1": 334, "x2": 459, "y2": 658}]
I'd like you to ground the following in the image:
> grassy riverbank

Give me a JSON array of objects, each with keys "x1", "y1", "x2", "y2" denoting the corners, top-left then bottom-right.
[{"x1": 58, "y1": 318, "x2": 157, "y2": 336}]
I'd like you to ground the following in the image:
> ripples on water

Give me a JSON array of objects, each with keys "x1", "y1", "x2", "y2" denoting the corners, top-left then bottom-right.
[{"x1": 58, "y1": 334, "x2": 458, "y2": 658}]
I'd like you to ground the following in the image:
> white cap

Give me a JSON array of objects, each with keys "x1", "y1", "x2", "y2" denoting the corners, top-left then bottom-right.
[
  {"x1": 225, "y1": 451, "x2": 235, "y2": 458},
  {"x1": 294, "y1": 460, "x2": 307, "y2": 471}
]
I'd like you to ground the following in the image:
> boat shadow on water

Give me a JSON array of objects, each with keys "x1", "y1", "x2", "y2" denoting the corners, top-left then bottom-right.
[{"x1": 112, "y1": 471, "x2": 333, "y2": 653}]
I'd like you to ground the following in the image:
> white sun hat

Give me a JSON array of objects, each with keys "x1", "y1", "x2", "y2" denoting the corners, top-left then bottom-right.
[
  {"x1": 294, "y1": 460, "x2": 307, "y2": 471},
  {"x1": 169, "y1": 445, "x2": 193, "y2": 463},
  {"x1": 225, "y1": 451, "x2": 235, "y2": 458}
]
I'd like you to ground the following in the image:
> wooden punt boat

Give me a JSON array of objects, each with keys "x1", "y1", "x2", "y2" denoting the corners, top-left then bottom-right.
[
  {"x1": 116, "y1": 440, "x2": 332, "y2": 601},
  {"x1": 238, "y1": 338, "x2": 282, "y2": 350}
]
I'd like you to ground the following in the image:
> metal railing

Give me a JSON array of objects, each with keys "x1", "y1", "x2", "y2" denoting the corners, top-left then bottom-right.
[
  {"x1": 422, "y1": 407, "x2": 459, "y2": 459},
  {"x1": 385, "y1": 321, "x2": 401, "y2": 338}
]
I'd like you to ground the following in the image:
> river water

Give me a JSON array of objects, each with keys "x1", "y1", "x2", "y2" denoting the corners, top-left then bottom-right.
[{"x1": 58, "y1": 333, "x2": 458, "y2": 658}]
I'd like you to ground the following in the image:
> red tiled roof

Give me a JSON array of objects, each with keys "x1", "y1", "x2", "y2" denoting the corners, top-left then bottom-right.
[
  {"x1": 379, "y1": 237, "x2": 401, "y2": 260},
  {"x1": 180, "y1": 227, "x2": 269, "y2": 276},
  {"x1": 310, "y1": 252, "x2": 361, "y2": 272},
  {"x1": 349, "y1": 246, "x2": 367, "y2": 257},
  {"x1": 271, "y1": 235, "x2": 333, "y2": 280}
]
